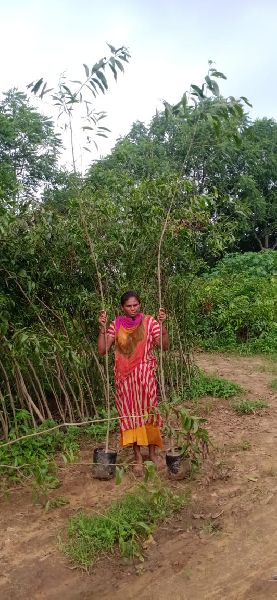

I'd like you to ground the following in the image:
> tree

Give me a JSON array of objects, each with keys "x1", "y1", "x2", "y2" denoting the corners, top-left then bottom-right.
[
  {"x1": 28, "y1": 44, "x2": 130, "y2": 172},
  {"x1": 234, "y1": 119, "x2": 277, "y2": 250},
  {"x1": 0, "y1": 90, "x2": 61, "y2": 203}
]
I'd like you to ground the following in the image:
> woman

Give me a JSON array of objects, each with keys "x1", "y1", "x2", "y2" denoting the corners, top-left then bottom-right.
[{"x1": 98, "y1": 291, "x2": 169, "y2": 474}]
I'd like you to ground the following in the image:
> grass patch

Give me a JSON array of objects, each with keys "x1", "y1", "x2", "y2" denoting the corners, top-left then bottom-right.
[
  {"x1": 231, "y1": 399, "x2": 268, "y2": 415},
  {"x1": 187, "y1": 370, "x2": 242, "y2": 400},
  {"x1": 270, "y1": 378, "x2": 277, "y2": 391},
  {"x1": 65, "y1": 483, "x2": 188, "y2": 568}
]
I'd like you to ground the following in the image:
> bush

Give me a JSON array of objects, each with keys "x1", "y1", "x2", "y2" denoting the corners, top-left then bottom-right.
[{"x1": 192, "y1": 251, "x2": 277, "y2": 353}]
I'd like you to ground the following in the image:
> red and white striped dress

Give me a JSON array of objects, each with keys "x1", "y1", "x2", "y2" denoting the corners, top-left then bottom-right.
[{"x1": 107, "y1": 316, "x2": 163, "y2": 441}]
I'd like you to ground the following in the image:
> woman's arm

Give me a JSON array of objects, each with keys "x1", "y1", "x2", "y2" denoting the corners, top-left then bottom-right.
[
  {"x1": 97, "y1": 311, "x2": 115, "y2": 356},
  {"x1": 154, "y1": 308, "x2": 169, "y2": 351}
]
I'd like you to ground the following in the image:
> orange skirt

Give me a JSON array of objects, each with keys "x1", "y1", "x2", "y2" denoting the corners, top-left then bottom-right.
[{"x1": 121, "y1": 424, "x2": 163, "y2": 448}]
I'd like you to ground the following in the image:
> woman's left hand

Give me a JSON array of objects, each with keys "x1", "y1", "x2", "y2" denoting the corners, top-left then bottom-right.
[{"x1": 158, "y1": 307, "x2": 167, "y2": 323}]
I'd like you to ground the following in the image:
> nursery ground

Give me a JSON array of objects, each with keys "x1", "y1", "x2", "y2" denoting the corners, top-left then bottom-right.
[{"x1": 1, "y1": 352, "x2": 277, "y2": 600}]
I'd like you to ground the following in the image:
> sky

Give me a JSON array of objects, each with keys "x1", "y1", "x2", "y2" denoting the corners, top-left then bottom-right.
[{"x1": 1, "y1": 0, "x2": 276, "y2": 171}]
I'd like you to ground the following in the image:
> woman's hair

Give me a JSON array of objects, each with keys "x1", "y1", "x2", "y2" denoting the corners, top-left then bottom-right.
[{"x1": 120, "y1": 290, "x2": 141, "y2": 306}]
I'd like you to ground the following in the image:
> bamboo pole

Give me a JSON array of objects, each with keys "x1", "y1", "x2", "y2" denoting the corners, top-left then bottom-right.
[{"x1": 80, "y1": 213, "x2": 111, "y2": 453}]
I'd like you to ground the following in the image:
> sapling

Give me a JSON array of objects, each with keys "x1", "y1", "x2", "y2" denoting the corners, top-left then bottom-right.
[{"x1": 163, "y1": 404, "x2": 209, "y2": 476}]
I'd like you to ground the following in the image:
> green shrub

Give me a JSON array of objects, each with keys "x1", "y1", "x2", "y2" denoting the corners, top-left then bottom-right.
[
  {"x1": 186, "y1": 370, "x2": 242, "y2": 399},
  {"x1": 192, "y1": 251, "x2": 277, "y2": 353}
]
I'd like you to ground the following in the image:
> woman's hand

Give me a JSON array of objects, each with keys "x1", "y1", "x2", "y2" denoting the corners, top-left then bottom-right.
[
  {"x1": 157, "y1": 307, "x2": 167, "y2": 324},
  {"x1": 97, "y1": 310, "x2": 114, "y2": 355},
  {"x1": 98, "y1": 310, "x2": 107, "y2": 329}
]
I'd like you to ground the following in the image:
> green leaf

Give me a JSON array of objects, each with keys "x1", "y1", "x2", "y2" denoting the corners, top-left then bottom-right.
[
  {"x1": 115, "y1": 466, "x2": 124, "y2": 485},
  {"x1": 109, "y1": 63, "x2": 118, "y2": 81},
  {"x1": 96, "y1": 70, "x2": 108, "y2": 90},
  {"x1": 209, "y1": 80, "x2": 220, "y2": 96},
  {"x1": 107, "y1": 43, "x2": 116, "y2": 53},
  {"x1": 114, "y1": 59, "x2": 124, "y2": 73},
  {"x1": 32, "y1": 78, "x2": 44, "y2": 95},
  {"x1": 83, "y1": 64, "x2": 90, "y2": 78},
  {"x1": 233, "y1": 133, "x2": 242, "y2": 147},
  {"x1": 191, "y1": 84, "x2": 205, "y2": 98},
  {"x1": 210, "y1": 70, "x2": 227, "y2": 80},
  {"x1": 91, "y1": 78, "x2": 105, "y2": 94},
  {"x1": 240, "y1": 96, "x2": 253, "y2": 108},
  {"x1": 144, "y1": 461, "x2": 156, "y2": 482}
]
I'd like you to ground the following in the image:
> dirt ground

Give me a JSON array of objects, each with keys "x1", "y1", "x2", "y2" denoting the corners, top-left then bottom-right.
[{"x1": 1, "y1": 353, "x2": 277, "y2": 600}]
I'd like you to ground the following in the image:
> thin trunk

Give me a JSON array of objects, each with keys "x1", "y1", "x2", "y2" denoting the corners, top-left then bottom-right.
[
  {"x1": 27, "y1": 360, "x2": 53, "y2": 420},
  {"x1": 57, "y1": 358, "x2": 82, "y2": 420},
  {"x1": 157, "y1": 118, "x2": 200, "y2": 405},
  {"x1": 0, "y1": 358, "x2": 18, "y2": 435},
  {"x1": 14, "y1": 362, "x2": 44, "y2": 423},
  {"x1": 69, "y1": 114, "x2": 76, "y2": 173},
  {"x1": 83, "y1": 364, "x2": 99, "y2": 417},
  {"x1": 80, "y1": 215, "x2": 111, "y2": 452},
  {"x1": 0, "y1": 390, "x2": 10, "y2": 439},
  {"x1": 253, "y1": 231, "x2": 264, "y2": 251},
  {"x1": 41, "y1": 362, "x2": 66, "y2": 422},
  {"x1": 53, "y1": 357, "x2": 74, "y2": 422}
]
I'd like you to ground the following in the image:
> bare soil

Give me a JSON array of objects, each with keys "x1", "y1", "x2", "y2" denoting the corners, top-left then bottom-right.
[{"x1": 1, "y1": 353, "x2": 277, "y2": 600}]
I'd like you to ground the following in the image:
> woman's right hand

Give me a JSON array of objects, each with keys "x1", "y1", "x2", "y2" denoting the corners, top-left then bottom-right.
[{"x1": 98, "y1": 310, "x2": 107, "y2": 329}]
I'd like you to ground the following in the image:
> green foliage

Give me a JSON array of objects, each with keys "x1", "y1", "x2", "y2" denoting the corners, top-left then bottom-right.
[
  {"x1": 66, "y1": 483, "x2": 187, "y2": 568},
  {"x1": 231, "y1": 399, "x2": 268, "y2": 414},
  {"x1": 83, "y1": 408, "x2": 118, "y2": 441},
  {"x1": 162, "y1": 405, "x2": 209, "y2": 464},
  {"x1": 1, "y1": 60, "x2": 276, "y2": 443},
  {"x1": 186, "y1": 369, "x2": 242, "y2": 399},
  {"x1": 0, "y1": 408, "x2": 118, "y2": 489},
  {"x1": 193, "y1": 251, "x2": 277, "y2": 353},
  {"x1": 0, "y1": 411, "x2": 78, "y2": 481},
  {"x1": 0, "y1": 90, "x2": 61, "y2": 201}
]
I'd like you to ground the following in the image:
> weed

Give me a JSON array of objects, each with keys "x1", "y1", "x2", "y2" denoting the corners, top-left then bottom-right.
[
  {"x1": 31, "y1": 460, "x2": 60, "y2": 504},
  {"x1": 45, "y1": 496, "x2": 69, "y2": 512},
  {"x1": 231, "y1": 399, "x2": 268, "y2": 415},
  {"x1": 65, "y1": 483, "x2": 188, "y2": 568},
  {"x1": 241, "y1": 440, "x2": 252, "y2": 450},
  {"x1": 202, "y1": 518, "x2": 223, "y2": 535},
  {"x1": 227, "y1": 439, "x2": 252, "y2": 452}
]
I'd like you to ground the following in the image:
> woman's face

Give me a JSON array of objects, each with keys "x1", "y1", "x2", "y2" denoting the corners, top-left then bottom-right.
[{"x1": 122, "y1": 296, "x2": 141, "y2": 318}]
